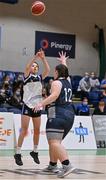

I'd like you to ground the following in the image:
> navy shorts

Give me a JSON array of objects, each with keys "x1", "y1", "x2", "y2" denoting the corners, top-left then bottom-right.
[
  {"x1": 46, "y1": 107, "x2": 75, "y2": 140},
  {"x1": 21, "y1": 103, "x2": 41, "y2": 118}
]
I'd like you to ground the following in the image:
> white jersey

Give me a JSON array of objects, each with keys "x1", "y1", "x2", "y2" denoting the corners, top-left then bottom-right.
[{"x1": 23, "y1": 74, "x2": 42, "y2": 108}]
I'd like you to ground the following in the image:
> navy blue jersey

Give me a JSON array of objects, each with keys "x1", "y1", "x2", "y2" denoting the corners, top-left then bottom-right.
[
  {"x1": 47, "y1": 77, "x2": 74, "y2": 120},
  {"x1": 55, "y1": 78, "x2": 72, "y2": 107}
]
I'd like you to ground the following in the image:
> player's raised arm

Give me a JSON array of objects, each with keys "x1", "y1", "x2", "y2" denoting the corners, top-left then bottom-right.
[
  {"x1": 24, "y1": 52, "x2": 39, "y2": 77},
  {"x1": 37, "y1": 49, "x2": 50, "y2": 80},
  {"x1": 57, "y1": 51, "x2": 71, "y2": 83},
  {"x1": 24, "y1": 49, "x2": 50, "y2": 78}
]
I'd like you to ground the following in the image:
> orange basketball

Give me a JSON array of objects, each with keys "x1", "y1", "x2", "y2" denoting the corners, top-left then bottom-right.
[{"x1": 31, "y1": 1, "x2": 46, "y2": 16}]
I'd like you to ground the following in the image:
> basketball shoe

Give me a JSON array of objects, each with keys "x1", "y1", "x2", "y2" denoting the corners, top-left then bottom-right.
[
  {"x1": 14, "y1": 154, "x2": 23, "y2": 166},
  {"x1": 43, "y1": 164, "x2": 59, "y2": 173},
  {"x1": 30, "y1": 151, "x2": 40, "y2": 164},
  {"x1": 57, "y1": 163, "x2": 75, "y2": 178}
]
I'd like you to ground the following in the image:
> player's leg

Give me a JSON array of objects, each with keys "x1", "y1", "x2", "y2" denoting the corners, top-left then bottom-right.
[
  {"x1": 43, "y1": 118, "x2": 63, "y2": 173},
  {"x1": 30, "y1": 116, "x2": 41, "y2": 164},
  {"x1": 14, "y1": 115, "x2": 30, "y2": 166},
  {"x1": 32, "y1": 116, "x2": 41, "y2": 146},
  {"x1": 49, "y1": 139, "x2": 75, "y2": 178},
  {"x1": 43, "y1": 140, "x2": 59, "y2": 173},
  {"x1": 57, "y1": 118, "x2": 75, "y2": 178},
  {"x1": 49, "y1": 142, "x2": 58, "y2": 162}
]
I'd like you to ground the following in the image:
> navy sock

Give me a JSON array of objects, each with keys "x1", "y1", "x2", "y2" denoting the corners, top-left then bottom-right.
[
  {"x1": 50, "y1": 161, "x2": 57, "y2": 166},
  {"x1": 62, "y1": 160, "x2": 70, "y2": 166}
]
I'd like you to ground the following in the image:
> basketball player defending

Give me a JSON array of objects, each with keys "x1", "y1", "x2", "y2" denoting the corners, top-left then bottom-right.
[
  {"x1": 33, "y1": 51, "x2": 75, "y2": 178},
  {"x1": 14, "y1": 49, "x2": 50, "y2": 166}
]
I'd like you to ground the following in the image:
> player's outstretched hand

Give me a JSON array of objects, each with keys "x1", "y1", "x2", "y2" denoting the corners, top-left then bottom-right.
[{"x1": 57, "y1": 51, "x2": 69, "y2": 66}]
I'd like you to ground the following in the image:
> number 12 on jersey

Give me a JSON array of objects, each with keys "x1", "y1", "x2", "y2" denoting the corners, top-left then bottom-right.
[{"x1": 64, "y1": 88, "x2": 72, "y2": 102}]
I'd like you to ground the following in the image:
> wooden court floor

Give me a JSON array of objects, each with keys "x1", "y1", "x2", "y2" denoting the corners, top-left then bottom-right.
[{"x1": 0, "y1": 150, "x2": 106, "y2": 180}]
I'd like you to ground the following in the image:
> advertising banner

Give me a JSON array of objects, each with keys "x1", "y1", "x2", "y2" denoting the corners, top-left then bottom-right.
[
  {"x1": 35, "y1": 31, "x2": 76, "y2": 58},
  {"x1": 92, "y1": 115, "x2": 106, "y2": 140},
  {"x1": 14, "y1": 115, "x2": 97, "y2": 150},
  {"x1": 0, "y1": 112, "x2": 14, "y2": 149},
  {"x1": 14, "y1": 114, "x2": 48, "y2": 150},
  {"x1": 63, "y1": 116, "x2": 97, "y2": 149}
]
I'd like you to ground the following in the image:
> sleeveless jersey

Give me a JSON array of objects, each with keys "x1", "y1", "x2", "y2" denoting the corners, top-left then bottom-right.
[
  {"x1": 55, "y1": 78, "x2": 72, "y2": 106},
  {"x1": 23, "y1": 74, "x2": 42, "y2": 108},
  {"x1": 48, "y1": 77, "x2": 73, "y2": 119}
]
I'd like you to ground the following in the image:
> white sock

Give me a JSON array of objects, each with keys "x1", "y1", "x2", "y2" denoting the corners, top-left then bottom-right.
[
  {"x1": 16, "y1": 147, "x2": 21, "y2": 154},
  {"x1": 33, "y1": 145, "x2": 38, "y2": 153}
]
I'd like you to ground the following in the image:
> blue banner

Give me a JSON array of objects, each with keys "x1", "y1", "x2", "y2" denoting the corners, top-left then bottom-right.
[
  {"x1": 35, "y1": 31, "x2": 76, "y2": 58},
  {"x1": 75, "y1": 127, "x2": 88, "y2": 135}
]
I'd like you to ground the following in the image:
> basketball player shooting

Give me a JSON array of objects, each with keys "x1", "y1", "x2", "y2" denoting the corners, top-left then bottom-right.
[{"x1": 14, "y1": 49, "x2": 50, "y2": 166}]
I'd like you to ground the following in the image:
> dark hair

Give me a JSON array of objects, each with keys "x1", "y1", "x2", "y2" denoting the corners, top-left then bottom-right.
[{"x1": 55, "y1": 64, "x2": 69, "y2": 79}]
